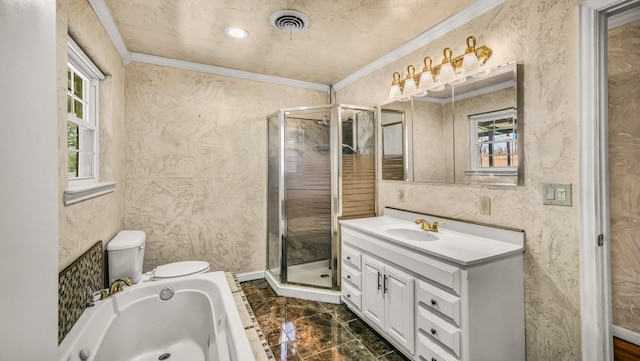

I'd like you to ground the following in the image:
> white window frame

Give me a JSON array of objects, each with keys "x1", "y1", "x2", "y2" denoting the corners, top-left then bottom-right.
[
  {"x1": 64, "y1": 36, "x2": 115, "y2": 205},
  {"x1": 466, "y1": 108, "x2": 518, "y2": 176}
]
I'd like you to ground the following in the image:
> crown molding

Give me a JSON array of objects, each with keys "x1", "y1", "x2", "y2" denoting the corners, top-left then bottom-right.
[
  {"x1": 87, "y1": 0, "x2": 504, "y2": 92},
  {"x1": 332, "y1": 0, "x2": 506, "y2": 91},
  {"x1": 130, "y1": 52, "x2": 330, "y2": 92},
  {"x1": 87, "y1": 0, "x2": 132, "y2": 66}
]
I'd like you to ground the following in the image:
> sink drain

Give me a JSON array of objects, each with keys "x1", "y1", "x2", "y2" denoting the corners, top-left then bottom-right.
[
  {"x1": 320, "y1": 274, "x2": 329, "y2": 278},
  {"x1": 159, "y1": 353, "x2": 171, "y2": 360}
]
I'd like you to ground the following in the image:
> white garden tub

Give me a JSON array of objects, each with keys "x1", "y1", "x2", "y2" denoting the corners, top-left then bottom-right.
[{"x1": 59, "y1": 271, "x2": 255, "y2": 361}]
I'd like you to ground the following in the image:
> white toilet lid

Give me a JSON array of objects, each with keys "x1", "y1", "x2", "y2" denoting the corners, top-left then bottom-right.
[{"x1": 153, "y1": 261, "x2": 210, "y2": 279}]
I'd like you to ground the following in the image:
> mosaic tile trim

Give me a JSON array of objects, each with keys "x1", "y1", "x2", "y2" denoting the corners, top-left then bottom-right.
[
  {"x1": 58, "y1": 241, "x2": 103, "y2": 344},
  {"x1": 225, "y1": 271, "x2": 275, "y2": 361}
]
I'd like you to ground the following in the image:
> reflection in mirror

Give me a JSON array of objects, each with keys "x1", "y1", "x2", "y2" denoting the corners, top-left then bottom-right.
[
  {"x1": 412, "y1": 84, "x2": 455, "y2": 183},
  {"x1": 452, "y1": 62, "x2": 518, "y2": 185},
  {"x1": 410, "y1": 62, "x2": 519, "y2": 185},
  {"x1": 380, "y1": 103, "x2": 409, "y2": 180}
]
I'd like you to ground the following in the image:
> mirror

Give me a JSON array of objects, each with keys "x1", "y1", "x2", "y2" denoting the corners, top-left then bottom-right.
[
  {"x1": 408, "y1": 62, "x2": 520, "y2": 185},
  {"x1": 380, "y1": 102, "x2": 410, "y2": 180}
]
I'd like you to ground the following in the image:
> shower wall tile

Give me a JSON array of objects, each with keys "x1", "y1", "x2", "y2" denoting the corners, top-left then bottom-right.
[
  {"x1": 609, "y1": 20, "x2": 640, "y2": 335},
  {"x1": 337, "y1": 0, "x2": 582, "y2": 359},
  {"x1": 124, "y1": 62, "x2": 326, "y2": 274}
]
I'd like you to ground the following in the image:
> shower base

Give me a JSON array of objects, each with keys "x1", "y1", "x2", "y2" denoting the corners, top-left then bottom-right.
[
  {"x1": 265, "y1": 265, "x2": 341, "y2": 304},
  {"x1": 287, "y1": 259, "x2": 332, "y2": 288}
]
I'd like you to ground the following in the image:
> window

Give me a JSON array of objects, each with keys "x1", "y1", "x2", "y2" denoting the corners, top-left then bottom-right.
[
  {"x1": 468, "y1": 108, "x2": 517, "y2": 174},
  {"x1": 64, "y1": 36, "x2": 115, "y2": 205},
  {"x1": 67, "y1": 36, "x2": 103, "y2": 182}
]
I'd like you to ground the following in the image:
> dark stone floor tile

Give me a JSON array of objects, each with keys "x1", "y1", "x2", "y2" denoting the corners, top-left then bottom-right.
[
  {"x1": 377, "y1": 350, "x2": 411, "y2": 360},
  {"x1": 304, "y1": 340, "x2": 377, "y2": 361},
  {"x1": 284, "y1": 312, "x2": 355, "y2": 359},
  {"x1": 320, "y1": 302, "x2": 358, "y2": 323},
  {"x1": 271, "y1": 341, "x2": 303, "y2": 361},
  {"x1": 344, "y1": 318, "x2": 395, "y2": 357},
  {"x1": 253, "y1": 296, "x2": 326, "y2": 321}
]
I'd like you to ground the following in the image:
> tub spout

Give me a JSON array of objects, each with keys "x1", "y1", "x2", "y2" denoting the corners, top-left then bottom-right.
[{"x1": 108, "y1": 278, "x2": 133, "y2": 296}]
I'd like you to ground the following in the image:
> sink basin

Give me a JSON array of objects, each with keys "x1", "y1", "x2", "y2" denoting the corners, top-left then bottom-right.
[{"x1": 385, "y1": 227, "x2": 439, "y2": 242}]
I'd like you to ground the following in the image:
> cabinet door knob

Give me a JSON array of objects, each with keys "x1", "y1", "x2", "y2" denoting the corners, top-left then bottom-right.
[
  {"x1": 432, "y1": 358, "x2": 437, "y2": 361},
  {"x1": 431, "y1": 328, "x2": 437, "y2": 335},
  {"x1": 347, "y1": 256, "x2": 351, "y2": 260},
  {"x1": 431, "y1": 299, "x2": 437, "y2": 306},
  {"x1": 347, "y1": 294, "x2": 351, "y2": 298}
]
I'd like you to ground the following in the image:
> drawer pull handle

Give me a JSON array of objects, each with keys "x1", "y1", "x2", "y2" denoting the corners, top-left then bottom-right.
[
  {"x1": 432, "y1": 358, "x2": 437, "y2": 361},
  {"x1": 347, "y1": 275, "x2": 351, "y2": 279},
  {"x1": 431, "y1": 299, "x2": 437, "y2": 306},
  {"x1": 347, "y1": 294, "x2": 351, "y2": 299},
  {"x1": 431, "y1": 328, "x2": 437, "y2": 335},
  {"x1": 347, "y1": 256, "x2": 351, "y2": 260}
]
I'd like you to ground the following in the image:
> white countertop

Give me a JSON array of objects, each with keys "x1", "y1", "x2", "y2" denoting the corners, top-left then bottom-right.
[{"x1": 340, "y1": 210, "x2": 524, "y2": 266}]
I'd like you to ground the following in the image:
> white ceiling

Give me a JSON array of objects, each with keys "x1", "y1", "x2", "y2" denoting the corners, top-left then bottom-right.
[{"x1": 102, "y1": 0, "x2": 478, "y2": 85}]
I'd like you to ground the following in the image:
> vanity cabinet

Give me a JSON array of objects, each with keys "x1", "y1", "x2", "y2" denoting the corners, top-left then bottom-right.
[
  {"x1": 361, "y1": 255, "x2": 415, "y2": 354},
  {"x1": 340, "y1": 215, "x2": 525, "y2": 361}
]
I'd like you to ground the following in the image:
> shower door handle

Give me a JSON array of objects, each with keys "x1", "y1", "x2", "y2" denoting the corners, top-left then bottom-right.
[{"x1": 377, "y1": 272, "x2": 381, "y2": 290}]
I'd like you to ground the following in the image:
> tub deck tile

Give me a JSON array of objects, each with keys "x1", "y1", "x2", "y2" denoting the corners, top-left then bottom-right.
[{"x1": 225, "y1": 271, "x2": 275, "y2": 361}]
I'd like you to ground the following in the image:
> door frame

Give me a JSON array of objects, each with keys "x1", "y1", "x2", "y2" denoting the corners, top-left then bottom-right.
[{"x1": 579, "y1": 1, "x2": 640, "y2": 360}]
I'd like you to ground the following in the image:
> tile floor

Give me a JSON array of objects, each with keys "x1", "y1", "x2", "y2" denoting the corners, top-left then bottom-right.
[{"x1": 241, "y1": 279, "x2": 410, "y2": 361}]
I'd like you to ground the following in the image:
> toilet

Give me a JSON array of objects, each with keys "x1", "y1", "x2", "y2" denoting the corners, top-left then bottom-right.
[{"x1": 107, "y1": 230, "x2": 210, "y2": 284}]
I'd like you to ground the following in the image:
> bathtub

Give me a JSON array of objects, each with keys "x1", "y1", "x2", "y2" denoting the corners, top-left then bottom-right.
[{"x1": 59, "y1": 271, "x2": 256, "y2": 361}]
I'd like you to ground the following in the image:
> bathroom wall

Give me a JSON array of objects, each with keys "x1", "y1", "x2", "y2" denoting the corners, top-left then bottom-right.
[
  {"x1": 336, "y1": 0, "x2": 582, "y2": 359},
  {"x1": 609, "y1": 19, "x2": 640, "y2": 335},
  {"x1": 57, "y1": 0, "x2": 126, "y2": 270},
  {"x1": 124, "y1": 62, "x2": 327, "y2": 274}
]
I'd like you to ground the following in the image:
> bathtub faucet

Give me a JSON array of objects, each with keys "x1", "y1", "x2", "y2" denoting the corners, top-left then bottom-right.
[{"x1": 108, "y1": 278, "x2": 133, "y2": 296}]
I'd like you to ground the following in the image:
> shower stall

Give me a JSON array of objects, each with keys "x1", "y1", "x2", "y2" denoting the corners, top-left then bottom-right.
[{"x1": 267, "y1": 104, "x2": 376, "y2": 297}]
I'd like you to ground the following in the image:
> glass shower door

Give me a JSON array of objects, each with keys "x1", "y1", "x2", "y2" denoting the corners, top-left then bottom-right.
[{"x1": 284, "y1": 108, "x2": 333, "y2": 288}]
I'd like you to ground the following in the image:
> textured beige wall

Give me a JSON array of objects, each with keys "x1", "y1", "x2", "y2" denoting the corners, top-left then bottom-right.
[
  {"x1": 57, "y1": 0, "x2": 125, "y2": 270},
  {"x1": 609, "y1": 19, "x2": 640, "y2": 335},
  {"x1": 123, "y1": 62, "x2": 327, "y2": 274},
  {"x1": 336, "y1": 0, "x2": 582, "y2": 359}
]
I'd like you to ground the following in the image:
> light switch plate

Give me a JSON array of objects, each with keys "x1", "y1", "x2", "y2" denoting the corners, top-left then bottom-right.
[{"x1": 542, "y1": 183, "x2": 572, "y2": 206}]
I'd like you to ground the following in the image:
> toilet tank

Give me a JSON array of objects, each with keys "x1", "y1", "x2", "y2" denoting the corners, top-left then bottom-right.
[{"x1": 107, "y1": 230, "x2": 146, "y2": 284}]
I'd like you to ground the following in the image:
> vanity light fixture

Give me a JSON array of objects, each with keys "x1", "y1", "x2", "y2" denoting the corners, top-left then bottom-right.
[
  {"x1": 399, "y1": 65, "x2": 418, "y2": 102},
  {"x1": 388, "y1": 35, "x2": 492, "y2": 100},
  {"x1": 224, "y1": 27, "x2": 249, "y2": 39},
  {"x1": 388, "y1": 72, "x2": 402, "y2": 100}
]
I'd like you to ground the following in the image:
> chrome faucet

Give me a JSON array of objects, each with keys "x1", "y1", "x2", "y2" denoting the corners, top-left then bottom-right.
[
  {"x1": 107, "y1": 278, "x2": 133, "y2": 296},
  {"x1": 415, "y1": 218, "x2": 444, "y2": 232}
]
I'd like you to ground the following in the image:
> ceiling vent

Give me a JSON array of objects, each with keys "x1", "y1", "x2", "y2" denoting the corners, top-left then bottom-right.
[{"x1": 270, "y1": 10, "x2": 310, "y2": 33}]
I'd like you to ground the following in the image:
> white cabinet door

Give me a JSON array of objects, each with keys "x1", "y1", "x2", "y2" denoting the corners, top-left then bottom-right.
[
  {"x1": 362, "y1": 255, "x2": 385, "y2": 329},
  {"x1": 384, "y1": 264, "x2": 415, "y2": 354}
]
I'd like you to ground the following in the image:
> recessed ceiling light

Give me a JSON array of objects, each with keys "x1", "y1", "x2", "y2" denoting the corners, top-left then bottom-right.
[{"x1": 224, "y1": 27, "x2": 248, "y2": 39}]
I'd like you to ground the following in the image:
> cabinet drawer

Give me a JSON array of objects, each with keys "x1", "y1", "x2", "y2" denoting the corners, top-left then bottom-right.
[
  {"x1": 342, "y1": 264, "x2": 361, "y2": 289},
  {"x1": 343, "y1": 246, "x2": 362, "y2": 271},
  {"x1": 416, "y1": 332, "x2": 458, "y2": 361},
  {"x1": 417, "y1": 280, "x2": 461, "y2": 326},
  {"x1": 342, "y1": 282, "x2": 362, "y2": 311},
  {"x1": 417, "y1": 307, "x2": 461, "y2": 357}
]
